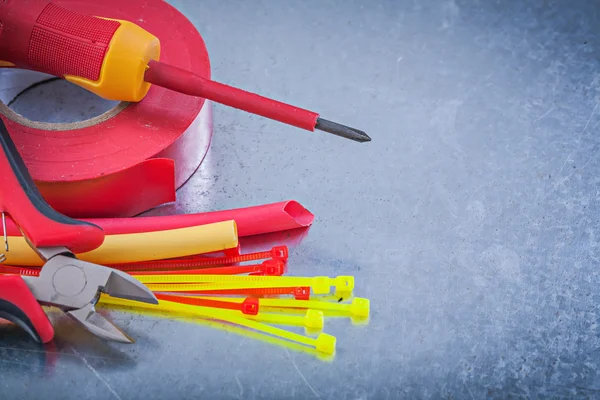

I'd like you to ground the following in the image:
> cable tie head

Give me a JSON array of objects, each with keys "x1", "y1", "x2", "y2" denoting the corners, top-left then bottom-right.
[
  {"x1": 334, "y1": 276, "x2": 355, "y2": 296},
  {"x1": 241, "y1": 298, "x2": 259, "y2": 315},
  {"x1": 261, "y1": 260, "x2": 285, "y2": 276},
  {"x1": 293, "y1": 287, "x2": 310, "y2": 300},
  {"x1": 271, "y1": 246, "x2": 288, "y2": 261},
  {"x1": 315, "y1": 333, "x2": 336, "y2": 355},
  {"x1": 304, "y1": 310, "x2": 324, "y2": 330},
  {"x1": 349, "y1": 298, "x2": 370, "y2": 318}
]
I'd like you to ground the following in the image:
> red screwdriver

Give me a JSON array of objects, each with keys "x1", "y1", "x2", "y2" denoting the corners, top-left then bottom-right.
[{"x1": 0, "y1": 1, "x2": 371, "y2": 143}]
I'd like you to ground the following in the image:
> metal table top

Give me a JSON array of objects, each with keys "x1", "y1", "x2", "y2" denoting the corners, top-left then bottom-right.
[{"x1": 4, "y1": 0, "x2": 600, "y2": 398}]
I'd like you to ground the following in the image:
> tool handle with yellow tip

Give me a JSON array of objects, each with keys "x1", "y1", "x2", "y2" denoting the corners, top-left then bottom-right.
[{"x1": 0, "y1": 0, "x2": 159, "y2": 102}]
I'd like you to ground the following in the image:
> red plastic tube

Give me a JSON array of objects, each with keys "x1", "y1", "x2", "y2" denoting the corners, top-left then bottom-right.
[{"x1": 4, "y1": 200, "x2": 313, "y2": 237}]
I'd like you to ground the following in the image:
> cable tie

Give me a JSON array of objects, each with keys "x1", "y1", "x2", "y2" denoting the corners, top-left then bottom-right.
[
  {"x1": 137, "y1": 275, "x2": 354, "y2": 296},
  {"x1": 179, "y1": 287, "x2": 312, "y2": 300},
  {"x1": 130, "y1": 259, "x2": 285, "y2": 277},
  {"x1": 98, "y1": 295, "x2": 335, "y2": 354},
  {"x1": 109, "y1": 246, "x2": 288, "y2": 272},
  {"x1": 190, "y1": 296, "x2": 370, "y2": 318},
  {"x1": 156, "y1": 293, "x2": 323, "y2": 329}
]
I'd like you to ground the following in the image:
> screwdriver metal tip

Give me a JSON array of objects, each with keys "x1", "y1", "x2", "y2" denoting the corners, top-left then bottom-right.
[{"x1": 315, "y1": 118, "x2": 371, "y2": 143}]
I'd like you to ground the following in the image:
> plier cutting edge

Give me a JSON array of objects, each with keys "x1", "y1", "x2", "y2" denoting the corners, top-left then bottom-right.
[{"x1": 0, "y1": 118, "x2": 158, "y2": 344}]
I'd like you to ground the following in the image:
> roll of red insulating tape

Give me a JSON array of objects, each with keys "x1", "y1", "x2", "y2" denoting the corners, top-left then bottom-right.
[{"x1": 0, "y1": 0, "x2": 212, "y2": 218}]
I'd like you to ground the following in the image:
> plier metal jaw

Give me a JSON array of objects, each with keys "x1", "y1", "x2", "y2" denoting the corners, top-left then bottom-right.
[
  {"x1": 23, "y1": 247, "x2": 158, "y2": 343},
  {"x1": 0, "y1": 118, "x2": 157, "y2": 344}
]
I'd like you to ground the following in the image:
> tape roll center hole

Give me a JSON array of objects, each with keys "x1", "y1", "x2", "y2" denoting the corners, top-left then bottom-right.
[{"x1": 7, "y1": 78, "x2": 120, "y2": 124}]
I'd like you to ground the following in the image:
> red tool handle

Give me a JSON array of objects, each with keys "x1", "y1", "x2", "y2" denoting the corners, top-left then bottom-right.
[
  {"x1": 0, "y1": 119, "x2": 104, "y2": 254},
  {"x1": 0, "y1": 0, "x2": 119, "y2": 82},
  {"x1": 0, "y1": 275, "x2": 54, "y2": 343}
]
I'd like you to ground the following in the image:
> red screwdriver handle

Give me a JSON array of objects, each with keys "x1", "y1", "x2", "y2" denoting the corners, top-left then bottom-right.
[
  {"x1": 0, "y1": 1, "x2": 120, "y2": 81},
  {"x1": 0, "y1": 275, "x2": 54, "y2": 343},
  {"x1": 0, "y1": 119, "x2": 104, "y2": 254}
]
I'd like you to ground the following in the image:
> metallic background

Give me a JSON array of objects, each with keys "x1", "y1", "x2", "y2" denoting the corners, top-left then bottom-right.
[{"x1": 5, "y1": 0, "x2": 600, "y2": 398}]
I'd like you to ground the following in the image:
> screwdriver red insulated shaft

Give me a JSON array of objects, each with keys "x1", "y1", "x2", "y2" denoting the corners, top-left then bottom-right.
[{"x1": 0, "y1": 1, "x2": 371, "y2": 143}]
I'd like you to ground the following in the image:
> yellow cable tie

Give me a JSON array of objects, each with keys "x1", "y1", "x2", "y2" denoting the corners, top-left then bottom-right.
[
  {"x1": 99, "y1": 303, "x2": 334, "y2": 362},
  {"x1": 261, "y1": 306, "x2": 366, "y2": 321},
  {"x1": 137, "y1": 275, "x2": 354, "y2": 295},
  {"x1": 98, "y1": 295, "x2": 335, "y2": 354},
  {"x1": 147, "y1": 282, "x2": 336, "y2": 294},
  {"x1": 145, "y1": 282, "x2": 329, "y2": 295},
  {"x1": 247, "y1": 309, "x2": 324, "y2": 330}
]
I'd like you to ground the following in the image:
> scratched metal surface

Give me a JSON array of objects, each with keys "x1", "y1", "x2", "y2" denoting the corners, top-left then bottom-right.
[{"x1": 4, "y1": 0, "x2": 600, "y2": 398}]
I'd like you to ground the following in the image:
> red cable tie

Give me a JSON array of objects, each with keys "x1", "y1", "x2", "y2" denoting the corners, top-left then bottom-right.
[
  {"x1": 170, "y1": 245, "x2": 287, "y2": 263},
  {"x1": 0, "y1": 265, "x2": 40, "y2": 276},
  {"x1": 109, "y1": 245, "x2": 288, "y2": 272},
  {"x1": 156, "y1": 294, "x2": 260, "y2": 315},
  {"x1": 130, "y1": 259, "x2": 286, "y2": 276},
  {"x1": 176, "y1": 286, "x2": 311, "y2": 300}
]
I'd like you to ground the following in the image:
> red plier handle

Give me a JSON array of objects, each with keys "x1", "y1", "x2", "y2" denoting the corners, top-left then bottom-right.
[
  {"x1": 0, "y1": 275, "x2": 54, "y2": 343},
  {"x1": 0, "y1": 118, "x2": 105, "y2": 343},
  {"x1": 0, "y1": 118, "x2": 104, "y2": 254}
]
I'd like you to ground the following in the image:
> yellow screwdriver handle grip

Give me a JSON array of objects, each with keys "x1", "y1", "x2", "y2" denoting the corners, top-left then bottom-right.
[
  {"x1": 65, "y1": 19, "x2": 160, "y2": 102},
  {"x1": 0, "y1": 1, "x2": 159, "y2": 102}
]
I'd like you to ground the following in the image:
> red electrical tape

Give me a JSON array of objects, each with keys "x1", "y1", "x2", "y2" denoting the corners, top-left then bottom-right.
[{"x1": 0, "y1": 0, "x2": 212, "y2": 218}]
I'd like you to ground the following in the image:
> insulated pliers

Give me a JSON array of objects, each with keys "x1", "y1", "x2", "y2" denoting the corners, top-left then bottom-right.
[{"x1": 0, "y1": 118, "x2": 158, "y2": 343}]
